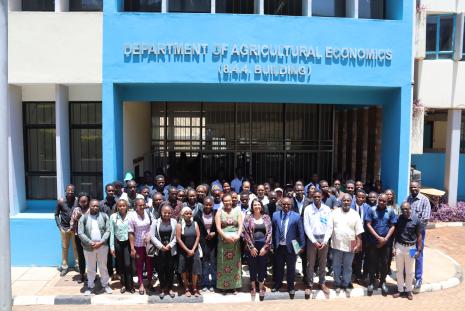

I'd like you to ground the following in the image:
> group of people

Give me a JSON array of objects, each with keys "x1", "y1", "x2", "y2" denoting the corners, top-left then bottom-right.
[{"x1": 55, "y1": 171, "x2": 431, "y2": 301}]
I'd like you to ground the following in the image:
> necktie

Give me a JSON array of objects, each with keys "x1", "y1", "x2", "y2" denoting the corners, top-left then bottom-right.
[{"x1": 280, "y1": 212, "x2": 288, "y2": 242}]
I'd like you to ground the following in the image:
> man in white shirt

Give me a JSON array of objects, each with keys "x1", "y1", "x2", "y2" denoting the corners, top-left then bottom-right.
[
  {"x1": 303, "y1": 190, "x2": 332, "y2": 297},
  {"x1": 78, "y1": 199, "x2": 112, "y2": 295},
  {"x1": 328, "y1": 194, "x2": 364, "y2": 293},
  {"x1": 256, "y1": 184, "x2": 269, "y2": 206}
]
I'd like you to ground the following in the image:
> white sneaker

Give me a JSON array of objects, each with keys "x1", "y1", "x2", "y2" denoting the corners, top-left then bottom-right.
[
  {"x1": 84, "y1": 288, "x2": 93, "y2": 296},
  {"x1": 104, "y1": 286, "x2": 113, "y2": 294}
]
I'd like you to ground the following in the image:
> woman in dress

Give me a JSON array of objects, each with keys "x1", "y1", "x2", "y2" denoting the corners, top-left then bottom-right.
[
  {"x1": 129, "y1": 198, "x2": 153, "y2": 295},
  {"x1": 109, "y1": 199, "x2": 134, "y2": 294},
  {"x1": 243, "y1": 199, "x2": 272, "y2": 301},
  {"x1": 150, "y1": 204, "x2": 177, "y2": 298},
  {"x1": 215, "y1": 194, "x2": 244, "y2": 294},
  {"x1": 70, "y1": 192, "x2": 90, "y2": 283},
  {"x1": 176, "y1": 207, "x2": 202, "y2": 297}
]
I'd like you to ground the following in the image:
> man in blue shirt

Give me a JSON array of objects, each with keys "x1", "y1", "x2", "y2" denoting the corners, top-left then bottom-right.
[{"x1": 365, "y1": 193, "x2": 397, "y2": 296}]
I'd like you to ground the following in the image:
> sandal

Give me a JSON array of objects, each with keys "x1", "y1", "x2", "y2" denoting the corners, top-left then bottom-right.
[
  {"x1": 194, "y1": 289, "x2": 201, "y2": 297},
  {"x1": 185, "y1": 288, "x2": 192, "y2": 297},
  {"x1": 139, "y1": 288, "x2": 145, "y2": 295}
]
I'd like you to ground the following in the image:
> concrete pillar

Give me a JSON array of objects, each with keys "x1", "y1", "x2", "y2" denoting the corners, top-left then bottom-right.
[
  {"x1": 444, "y1": 109, "x2": 462, "y2": 206},
  {"x1": 361, "y1": 107, "x2": 369, "y2": 183},
  {"x1": 254, "y1": 0, "x2": 264, "y2": 15},
  {"x1": 302, "y1": 0, "x2": 311, "y2": 16},
  {"x1": 346, "y1": 0, "x2": 358, "y2": 18},
  {"x1": 55, "y1": 85, "x2": 70, "y2": 199},
  {"x1": 55, "y1": 0, "x2": 69, "y2": 12},
  {"x1": 351, "y1": 109, "x2": 358, "y2": 179},
  {"x1": 341, "y1": 109, "x2": 348, "y2": 176},
  {"x1": 0, "y1": 0, "x2": 12, "y2": 309},
  {"x1": 381, "y1": 87, "x2": 411, "y2": 204},
  {"x1": 210, "y1": 0, "x2": 215, "y2": 13},
  {"x1": 8, "y1": 86, "x2": 26, "y2": 215},
  {"x1": 454, "y1": 13, "x2": 465, "y2": 61},
  {"x1": 161, "y1": 0, "x2": 168, "y2": 13},
  {"x1": 333, "y1": 110, "x2": 339, "y2": 174},
  {"x1": 8, "y1": 0, "x2": 20, "y2": 11},
  {"x1": 102, "y1": 83, "x2": 124, "y2": 185},
  {"x1": 374, "y1": 106, "x2": 382, "y2": 182},
  {"x1": 415, "y1": 4, "x2": 426, "y2": 60}
]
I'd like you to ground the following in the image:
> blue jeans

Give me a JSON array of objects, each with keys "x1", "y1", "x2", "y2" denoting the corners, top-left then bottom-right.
[
  {"x1": 415, "y1": 228, "x2": 426, "y2": 281},
  {"x1": 201, "y1": 243, "x2": 217, "y2": 288},
  {"x1": 332, "y1": 248, "x2": 355, "y2": 287}
]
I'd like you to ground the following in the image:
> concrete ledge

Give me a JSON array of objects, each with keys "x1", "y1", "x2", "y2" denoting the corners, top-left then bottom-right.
[
  {"x1": 54, "y1": 295, "x2": 91, "y2": 304},
  {"x1": 427, "y1": 222, "x2": 465, "y2": 229}
]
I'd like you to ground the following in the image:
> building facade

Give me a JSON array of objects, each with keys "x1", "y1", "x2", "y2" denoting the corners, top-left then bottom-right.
[
  {"x1": 8, "y1": 0, "x2": 413, "y2": 266},
  {"x1": 411, "y1": 0, "x2": 465, "y2": 205}
]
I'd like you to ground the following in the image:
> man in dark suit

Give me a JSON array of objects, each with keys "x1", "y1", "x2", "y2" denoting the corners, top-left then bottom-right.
[
  {"x1": 292, "y1": 184, "x2": 311, "y2": 284},
  {"x1": 351, "y1": 189, "x2": 372, "y2": 284},
  {"x1": 272, "y1": 197, "x2": 305, "y2": 299}
]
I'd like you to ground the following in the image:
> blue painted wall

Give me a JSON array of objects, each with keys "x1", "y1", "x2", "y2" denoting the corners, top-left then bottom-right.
[
  {"x1": 10, "y1": 215, "x2": 74, "y2": 266},
  {"x1": 411, "y1": 153, "x2": 465, "y2": 200}
]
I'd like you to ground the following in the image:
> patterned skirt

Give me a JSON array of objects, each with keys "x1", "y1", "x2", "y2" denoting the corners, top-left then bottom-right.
[{"x1": 216, "y1": 238, "x2": 242, "y2": 290}]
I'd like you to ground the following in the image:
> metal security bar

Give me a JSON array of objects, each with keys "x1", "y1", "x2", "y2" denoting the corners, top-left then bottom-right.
[{"x1": 151, "y1": 102, "x2": 334, "y2": 185}]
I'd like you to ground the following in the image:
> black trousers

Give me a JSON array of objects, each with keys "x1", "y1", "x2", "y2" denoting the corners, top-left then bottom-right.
[
  {"x1": 107, "y1": 248, "x2": 114, "y2": 277},
  {"x1": 299, "y1": 249, "x2": 308, "y2": 283},
  {"x1": 156, "y1": 251, "x2": 175, "y2": 290},
  {"x1": 274, "y1": 245, "x2": 297, "y2": 291},
  {"x1": 74, "y1": 235, "x2": 85, "y2": 275},
  {"x1": 247, "y1": 241, "x2": 268, "y2": 283},
  {"x1": 352, "y1": 243, "x2": 368, "y2": 279},
  {"x1": 367, "y1": 244, "x2": 391, "y2": 285},
  {"x1": 115, "y1": 240, "x2": 134, "y2": 290}
]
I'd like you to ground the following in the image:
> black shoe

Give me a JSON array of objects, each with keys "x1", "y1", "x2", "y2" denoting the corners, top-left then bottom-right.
[
  {"x1": 288, "y1": 289, "x2": 295, "y2": 299},
  {"x1": 367, "y1": 284, "x2": 374, "y2": 296},
  {"x1": 347, "y1": 282, "x2": 354, "y2": 289},
  {"x1": 381, "y1": 283, "x2": 388, "y2": 296},
  {"x1": 271, "y1": 287, "x2": 279, "y2": 292},
  {"x1": 304, "y1": 288, "x2": 312, "y2": 299}
]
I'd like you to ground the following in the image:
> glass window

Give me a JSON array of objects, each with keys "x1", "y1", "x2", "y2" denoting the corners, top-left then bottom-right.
[
  {"x1": 23, "y1": 102, "x2": 57, "y2": 199},
  {"x1": 426, "y1": 15, "x2": 456, "y2": 60},
  {"x1": 359, "y1": 0, "x2": 384, "y2": 19},
  {"x1": 216, "y1": 0, "x2": 254, "y2": 14},
  {"x1": 69, "y1": 0, "x2": 103, "y2": 11},
  {"x1": 312, "y1": 0, "x2": 345, "y2": 17},
  {"x1": 70, "y1": 102, "x2": 103, "y2": 199},
  {"x1": 168, "y1": 0, "x2": 211, "y2": 13},
  {"x1": 124, "y1": 0, "x2": 162, "y2": 12},
  {"x1": 265, "y1": 0, "x2": 302, "y2": 16},
  {"x1": 22, "y1": 0, "x2": 54, "y2": 11}
]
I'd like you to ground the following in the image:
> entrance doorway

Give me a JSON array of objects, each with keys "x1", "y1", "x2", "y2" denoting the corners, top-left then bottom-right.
[{"x1": 149, "y1": 102, "x2": 334, "y2": 186}]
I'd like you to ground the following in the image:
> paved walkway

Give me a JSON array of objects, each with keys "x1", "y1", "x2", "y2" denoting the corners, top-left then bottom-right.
[{"x1": 11, "y1": 226, "x2": 465, "y2": 309}]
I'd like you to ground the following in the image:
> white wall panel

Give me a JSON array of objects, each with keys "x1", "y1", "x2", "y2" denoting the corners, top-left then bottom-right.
[{"x1": 8, "y1": 12, "x2": 102, "y2": 84}]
